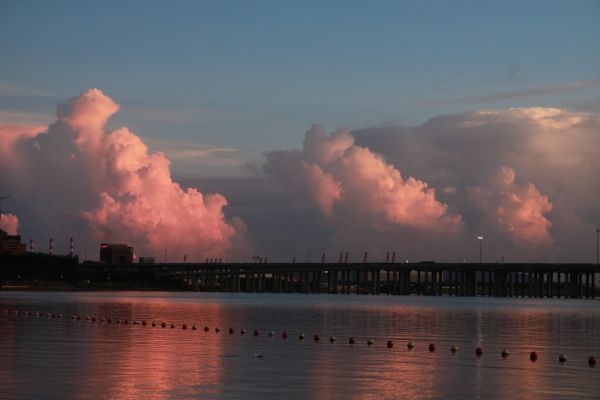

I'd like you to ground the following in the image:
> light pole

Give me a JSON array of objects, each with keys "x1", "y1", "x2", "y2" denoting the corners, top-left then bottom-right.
[
  {"x1": 477, "y1": 236, "x2": 484, "y2": 264},
  {"x1": 596, "y1": 229, "x2": 600, "y2": 265}
]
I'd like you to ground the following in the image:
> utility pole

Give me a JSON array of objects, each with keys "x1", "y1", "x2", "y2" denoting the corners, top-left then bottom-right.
[
  {"x1": 477, "y1": 236, "x2": 484, "y2": 264},
  {"x1": 596, "y1": 229, "x2": 600, "y2": 265}
]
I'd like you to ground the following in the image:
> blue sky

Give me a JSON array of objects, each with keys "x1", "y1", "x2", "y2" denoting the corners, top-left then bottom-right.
[{"x1": 1, "y1": 0, "x2": 599, "y2": 177}]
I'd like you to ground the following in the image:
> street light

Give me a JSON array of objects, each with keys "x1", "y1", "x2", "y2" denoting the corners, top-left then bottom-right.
[
  {"x1": 477, "y1": 236, "x2": 484, "y2": 264},
  {"x1": 596, "y1": 229, "x2": 600, "y2": 265}
]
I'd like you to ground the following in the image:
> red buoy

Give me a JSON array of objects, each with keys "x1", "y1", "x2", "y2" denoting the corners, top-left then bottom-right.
[
  {"x1": 204, "y1": 326, "x2": 209, "y2": 332},
  {"x1": 282, "y1": 331, "x2": 288, "y2": 339},
  {"x1": 314, "y1": 334, "x2": 320, "y2": 342},
  {"x1": 530, "y1": 351, "x2": 538, "y2": 361},
  {"x1": 254, "y1": 329, "x2": 260, "y2": 336},
  {"x1": 428, "y1": 343, "x2": 435, "y2": 352},
  {"x1": 349, "y1": 337, "x2": 356, "y2": 345},
  {"x1": 476, "y1": 347, "x2": 483, "y2": 356},
  {"x1": 589, "y1": 356, "x2": 596, "y2": 367},
  {"x1": 229, "y1": 328, "x2": 234, "y2": 334},
  {"x1": 387, "y1": 340, "x2": 394, "y2": 348},
  {"x1": 182, "y1": 324, "x2": 187, "y2": 330},
  {"x1": 161, "y1": 322, "x2": 166, "y2": 328},
  {"x1": 170, "y1": 323, "x2": 175, "y2": 329}
]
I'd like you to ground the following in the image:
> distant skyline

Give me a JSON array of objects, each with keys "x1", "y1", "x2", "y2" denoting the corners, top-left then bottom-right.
[{"x1": 1, "y1": 1, "x2": 599, "y2": 263}]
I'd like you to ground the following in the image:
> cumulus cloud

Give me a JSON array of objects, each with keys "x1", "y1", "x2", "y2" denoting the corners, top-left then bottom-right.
[
  {"x1": 0, "y1": 89, "x2": 244, "y2": 260},
  {"x1": 0, "y1": 213, "x2": 19, "y2": 235},
  {"x1": 265, "y1": 125, "x2": 462, "y2": 233},
  {"x1": 468, "y1": 166, "x2": 553, "y2": 246},
  {"x1": 265, "y1": 125, "x2": 462, "y2": 262},
  {"x1": 351, "y1": 107, "x2": 599, "y2": 262}
]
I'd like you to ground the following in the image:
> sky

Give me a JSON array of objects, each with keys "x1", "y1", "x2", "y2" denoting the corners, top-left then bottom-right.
[{"x1": 1, "y1": 1, "x2": 599, "y2": 262}]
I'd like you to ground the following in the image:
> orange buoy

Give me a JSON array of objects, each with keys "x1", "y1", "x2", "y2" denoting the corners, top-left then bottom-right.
[
  {"x1": 204, "y1": 326, "x2": 210, "y2": 332},
  {"x1": 161, "y1": 322, "x2": 166, "y2": 328},
  {"x1": 282, "y1": 331, "x2": 288, "y2": 339},
  {"x1": 314, "y1": 334, "x2": 320, "y2": 342},
  {"x1": 558, "y1": 353, "x2": 567, "y2": 363},
  {"x1": 182, "y1": 324, "x2": 187, "y2": 330},
  {"x1": 170, "y1": 323, "x2": 175, "y2": 329},
  {"x1": 141, "y1": 320, "x2": 146, "y2": 326},
  {"x1": 349, "y1": 337, "x2": 356, "y2": 344},
  {"x1": 428, "y1": 343, "x2": 435, "y2": 352},
  {"x1": 269, "y1": 330, "x2": 275, "y2": 337},
  {"x1": 229, "y1": 328, "x2": 234, "y2": 334},
  {"x1": 476, "y1": 347, "x2": 483, "y2": 356},
  {"x1": 367, "y1": 339, "x2": 374, "y2": 346},
  {"x1": 299, "y1": 333, "x2": 305, "y2": 340},
  {"x1": 589, "y1": 356, "x2": 596, "y2": 367},
  {"x1": 192, "y1": 324, "x2": 197, "y2": 330},
  {"x1": 501, "y1": 349, "x2": 509, "y2": 358},
  {"x1": 215, "y1": 327, "x2": 221, "y2": 333},
  {"x1": 387, "y1": 340, "x2": 394, "y2": 348},
  {"x1": 254, "y1": 329, "x2": 260, "y2": 336},
  {"x1": 530, "y1": 351, "x2": 538, "y2": 361},
  {"x1": 451, "y1": 345, "x2": 459, "y2": 353},
  {"x1": 151, "y1": 321, "x2": 156, "y2": 327},
  {"x1": 241, "y1": 329, "x2": 247, "y2": 335},
  {"x1": 330, "y1": 336, "x2": 336, "y2": 343}
]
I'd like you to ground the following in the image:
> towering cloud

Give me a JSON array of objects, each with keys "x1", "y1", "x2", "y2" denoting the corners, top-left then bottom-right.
[
  {"x1": 468, "y1": 166, "x2": 553, "y2": 245},
  {"x1": 265, "y1": 125, "x2": 462, "y2": 233},
  {"x1": 0, "y1": 213, "x2": 19, "y2": 235},
  {"x1": 0, "y1": 89, "x2": 243, "y2": 260},
  {"x1": 349, "y1": 107, "x2": 599, "y2": 262}
]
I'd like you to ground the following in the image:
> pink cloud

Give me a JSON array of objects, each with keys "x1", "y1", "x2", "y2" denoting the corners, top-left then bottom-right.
[
  {"x1": 0, "y1": 123, "x2": 46, "y2": 164},
  {"x1": 468, "y1": 166, "x2": 553, "y2": 245},
  {"x1": 266, "y1": 125, "x2": 462, "y2": 232},
  {"x1": 0, "y1": 89, "x2": 243, "y2": 260},
  {"x1": 0, "y1": 213, "x2": 19, "y2": 235}
]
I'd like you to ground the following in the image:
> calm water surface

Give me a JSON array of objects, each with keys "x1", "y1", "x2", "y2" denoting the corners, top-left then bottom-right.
[{"x1": 0, "y1": 292, "x2": 599, "y2": 399}]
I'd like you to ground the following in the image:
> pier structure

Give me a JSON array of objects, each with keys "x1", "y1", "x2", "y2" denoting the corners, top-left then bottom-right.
[{"x1": 144, "y1": 262, "x2": 598, "y2": 299}]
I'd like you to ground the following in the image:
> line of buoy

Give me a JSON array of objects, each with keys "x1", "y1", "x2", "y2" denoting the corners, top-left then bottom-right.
[{"x1": 1, "y1": 310, "x2": 597, "y2": 366}]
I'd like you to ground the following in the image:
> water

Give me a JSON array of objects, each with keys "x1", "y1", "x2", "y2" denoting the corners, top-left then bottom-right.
[{"x1": 0, "y1": 292, "x2": 599, "y2": 399}]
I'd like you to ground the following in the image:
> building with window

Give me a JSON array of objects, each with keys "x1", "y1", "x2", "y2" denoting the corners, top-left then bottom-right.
[
  {"x1": 0, "y1": 229, "x2": 26, "y2": 255},
  {"x1": 99, "y1": 243, "x2": 134, "y2": 264}
]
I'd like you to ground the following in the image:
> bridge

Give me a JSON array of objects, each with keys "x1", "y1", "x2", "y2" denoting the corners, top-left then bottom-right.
[{"x1": 94, "y1": 262, "x2": 600, "y2": 299}]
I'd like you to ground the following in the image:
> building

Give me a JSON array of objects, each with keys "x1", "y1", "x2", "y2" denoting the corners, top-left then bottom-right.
[
  {"x1": 0, "y1": 229, "x2": 26, "y2": 255},
  {"x1": 99, "y1": 243, "x2": 133, "y2": 264}
]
